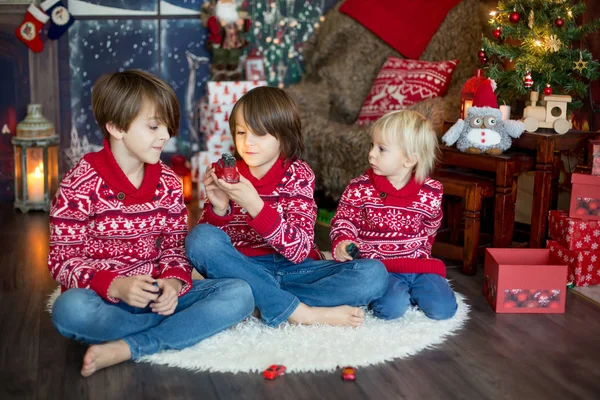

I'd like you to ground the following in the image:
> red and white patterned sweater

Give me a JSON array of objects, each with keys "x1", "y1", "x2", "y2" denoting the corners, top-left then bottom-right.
[
  {"x1": 330, "y1": 169, "x2": 446, "y2": 277},
  {"x1": 48, "y1": 140, "x2": 193, "y2": 303},
  {"x1": 200, "y1": 157, "x2": 324, "y2": 263}
]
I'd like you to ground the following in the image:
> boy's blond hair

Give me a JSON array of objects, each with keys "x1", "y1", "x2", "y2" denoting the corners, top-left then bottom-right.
[{"x1": 371, "y1": 110, "x2": 439, "y2": 183}]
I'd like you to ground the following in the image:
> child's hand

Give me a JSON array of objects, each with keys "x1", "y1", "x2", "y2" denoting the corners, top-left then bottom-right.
[
  {"x1": 335, "y1": 240, "x2": 359, "y2": 262},
  {"x1": 108, "y1": 275, "x2": 159, "y2": 308},
  {"x1": 215, "y1": 174, "x2": 264, "y2": 218},
  {"x1": 204, "y1": 166, "x2": 230, "y2": 215},
  {"x1": 150, "y1": 278, "x2": 182, "y2": 316}
]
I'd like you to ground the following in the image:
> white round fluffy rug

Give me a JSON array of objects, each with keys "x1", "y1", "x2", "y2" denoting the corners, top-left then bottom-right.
[{"x1": 46, "y1": 288, "x2": 469, "y2": 373}]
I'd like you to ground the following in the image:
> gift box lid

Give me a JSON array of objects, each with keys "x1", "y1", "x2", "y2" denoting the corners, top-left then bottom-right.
[{"x1": 572, "y1": 172, "x2": 600, "y2": 186}]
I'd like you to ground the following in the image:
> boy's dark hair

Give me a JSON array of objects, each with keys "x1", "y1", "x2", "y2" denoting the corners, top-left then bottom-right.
[
  {"x1": 229, "y1": 86, "x2": 305, "y2": 161},
  {"x1": 92, "y1": 69, "x2": 180, "y2": 139}
]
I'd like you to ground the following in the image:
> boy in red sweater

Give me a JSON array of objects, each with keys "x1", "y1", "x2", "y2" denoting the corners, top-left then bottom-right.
[
  {"x1": 48, "y1": 70, "x2": 254, "y2": 377},
  {"x1": 330, "y1": 110, "x2": 457, "y2": 320},
  {"x1": 186, "y1": 87, "x2": 388, "y2": 327}
]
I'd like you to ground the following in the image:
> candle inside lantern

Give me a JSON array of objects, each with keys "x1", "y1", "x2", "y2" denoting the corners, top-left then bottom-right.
[{"x1": 27, "y1": 163, "x2": 44, "y2": 203}]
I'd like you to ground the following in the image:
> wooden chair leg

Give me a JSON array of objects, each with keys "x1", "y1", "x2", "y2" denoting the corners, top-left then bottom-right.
[{"x1": 462, "y1": 187, "x2": 482, "y2": 276}]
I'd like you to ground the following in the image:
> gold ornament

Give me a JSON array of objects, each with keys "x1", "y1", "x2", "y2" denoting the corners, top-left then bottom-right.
[
  {"x1": 528, "y1": 10, "x2": 535, "y2": 29},
  {"x1": 544, "y1": 35, "x2": 562, "y2": 52},
  {"x1": 573, "y1": 51, "x2": 588, "y2": 73}
]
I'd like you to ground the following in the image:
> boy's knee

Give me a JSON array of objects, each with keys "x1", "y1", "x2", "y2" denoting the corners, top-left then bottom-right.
[
  {"x1": 52, "y1": 289, "x2": 97, "y2": 333},
  {"x1": 372, "y1": 300, "x2": 410, "y2": 321},
  {"x1": 355, "y1": 259, "x2": 388, "y2": 297},
  {"x1": 422, "y1": 301, "x2": 458, "y2": 320},
  {"x1": 186, "y1": 224, "x2": 227, "y2": 257},
  {"x1": 223, "y1": 279, "x2": 253, "y2": 301},
  {"x1": 217, "y1": 279, "x2": 255, "y2": 318}
]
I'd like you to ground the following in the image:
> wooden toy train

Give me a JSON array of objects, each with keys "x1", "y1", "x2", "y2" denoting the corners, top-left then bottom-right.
[{"x1": 522, "y1": 91, "x2": 572, "y2": 134}]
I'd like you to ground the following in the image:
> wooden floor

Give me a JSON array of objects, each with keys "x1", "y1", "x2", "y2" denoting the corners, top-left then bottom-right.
[{"x1": 2, "y1": 205, "x2": 600, "y2": 400}]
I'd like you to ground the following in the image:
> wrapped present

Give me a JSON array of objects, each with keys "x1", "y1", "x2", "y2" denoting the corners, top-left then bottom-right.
[
  {"x1": 569, "y1": 172, "x2": 600, "y2": 221},
  {"x1": 483, "y1": 248, "x2": 567, "y2": 313},
  {"x1": 206, "y1": 80, "x2": 267, "y2": 106},
  {"x1": 591, "y1": 140, "x2": 600, "y2": 176},
  {"x1": 199, "y1": 100, "x2": 234, "y2": 140},
  {"x1": 547, "y1": 240, "x2": 600, "y2": 287},
  {"x1": 548, "y1": 210, "x2": 599, "y2": 251}
]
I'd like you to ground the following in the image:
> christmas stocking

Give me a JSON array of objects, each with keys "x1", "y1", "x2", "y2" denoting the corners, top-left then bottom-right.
[
  {"x1": 41, "y1": 0, "x2": 75, "y2": 40},
  {"x1": 15, "y1": 5, "x2": 49, "y2": 53}
]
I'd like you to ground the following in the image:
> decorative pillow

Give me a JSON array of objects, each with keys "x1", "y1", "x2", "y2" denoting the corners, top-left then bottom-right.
[{"x1": 356, "y1": 57, "x2": 459, "y2": 126}]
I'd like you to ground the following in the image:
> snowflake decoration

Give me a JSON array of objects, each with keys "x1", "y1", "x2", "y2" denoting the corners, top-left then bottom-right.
[{"x1": 544, "y1": 35, "x2": 562, "y2": 52}]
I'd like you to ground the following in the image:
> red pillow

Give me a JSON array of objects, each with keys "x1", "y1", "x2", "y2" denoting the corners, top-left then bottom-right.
[
  {"x1": 356, "y1": 57, "x2": 459, "y2": 126},
  {"x1": 340, "y1": 0, "x2": 462, "y2": 60}
]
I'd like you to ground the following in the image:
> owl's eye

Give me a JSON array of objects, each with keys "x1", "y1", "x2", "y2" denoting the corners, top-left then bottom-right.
[
  {"x1": 485, "y1": 116, "x2": 497, "y2": 127},
  {"x1": 470, "y1": 117, "x2": 483, "y2": 128}
]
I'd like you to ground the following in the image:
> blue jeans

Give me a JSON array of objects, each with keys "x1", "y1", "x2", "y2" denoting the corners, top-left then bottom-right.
[
  {"x1": 371, "y1": 273, "x2": 457, "y2": 320},
  {"x1": 51, "y1": 279, "x2": 254, "y2": 359},
  {"x1": 186, "y1": 224, "x2": 389, "y2": 327}
]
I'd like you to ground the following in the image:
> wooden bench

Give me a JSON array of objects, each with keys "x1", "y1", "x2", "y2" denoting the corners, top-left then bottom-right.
[{"x1": 432, "y1": 169, "x2": 495, "y2": 275}]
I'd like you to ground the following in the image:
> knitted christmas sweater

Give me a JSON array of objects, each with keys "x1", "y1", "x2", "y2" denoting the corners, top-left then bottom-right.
[
  {"x1": 330, "y1": 169, "x2": 446, "y2": 277},
  {"x1": 47, "y1": 140, "x2": 193, "y2": 303},
  {"x1": 200, "y1": 157, "x2": 323, "y2": 263}
]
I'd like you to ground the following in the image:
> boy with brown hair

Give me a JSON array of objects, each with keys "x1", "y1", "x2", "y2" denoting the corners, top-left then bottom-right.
[{"x1": 48, "y1": 70, "x2": 254, "y2": 377}]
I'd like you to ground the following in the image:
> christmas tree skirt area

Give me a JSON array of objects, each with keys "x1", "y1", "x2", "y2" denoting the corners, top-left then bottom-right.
[
  {"x1": 45, "y1": 285, "x2": 469, "y2": 374},
  {"x1": 573, "y1": 286, "x2": 600, "y2": 306}
]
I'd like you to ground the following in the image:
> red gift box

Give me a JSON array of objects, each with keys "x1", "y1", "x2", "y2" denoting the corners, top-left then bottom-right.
[
  {"x1": 569, "y1": 172, "x2": 600, "y2": 221},
  {"x1": 591, "y1": 140, "x2": 600, "y2": 176},
  {"x1": 483, "y1": 248, "x2": 567, "y2": 313},
  {"x1": 548, "y1": 210, "x2": 600, "y2": 251},
  {"x1": 547, "y1": 240, "x2": 600, "y2": 287}
]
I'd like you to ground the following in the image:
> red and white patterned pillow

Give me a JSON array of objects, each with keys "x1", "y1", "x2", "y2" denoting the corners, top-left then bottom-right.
[{"x1": 356, "y1": 57, "x2": 459, "y2": 125}]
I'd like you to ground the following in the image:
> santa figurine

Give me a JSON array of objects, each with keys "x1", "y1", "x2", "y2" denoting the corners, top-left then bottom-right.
[{"x1": 202, "y1": 0, "x2": 249, "y2": 81}]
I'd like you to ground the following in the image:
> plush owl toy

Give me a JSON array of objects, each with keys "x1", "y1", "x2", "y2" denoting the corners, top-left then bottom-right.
[{"x1": 442, "y1": 80, "x2": 525, "y2": 155}]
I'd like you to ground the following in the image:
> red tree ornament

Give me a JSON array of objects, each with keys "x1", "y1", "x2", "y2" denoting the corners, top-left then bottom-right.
[
  {"x1": 493, "y1": 27, "x2": 502, "y2": 39},
  {"x1": 478, "y1": 49, "x2": 487, "y2": 59},
  {"x1": 555, "y1": 18, "x2": 564, "y2": 27},
  {"x1": 480, "y1": 56, "x2": 488, "y2": 64},
  {"x1": 543, "y1": 84, "x2": 553, "y2": 95},
  {"x1": 509, "y1": 11, "x2": 520, "y2": 24}
]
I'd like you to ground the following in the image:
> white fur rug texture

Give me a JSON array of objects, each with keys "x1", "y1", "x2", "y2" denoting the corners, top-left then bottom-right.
[{"x1": 46, "y1": 287, "x2": 469, "y2": 373}]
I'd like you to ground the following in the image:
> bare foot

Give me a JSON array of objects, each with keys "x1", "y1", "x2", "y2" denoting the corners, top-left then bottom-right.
[
  {"x1": 81, "y1": 340, "x2": 132, "y2": 377},
  {"x1": 288, "y1": 303, "x2": 365, "y2": 327}
]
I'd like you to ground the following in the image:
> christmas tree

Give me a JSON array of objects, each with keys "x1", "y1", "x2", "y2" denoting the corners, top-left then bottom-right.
[
  {"x1": 482, "y1": 0, "x2": 600, "y2": 109},
  {"x1": 246, "y1": 1, "x2": 326, "y2": 87}
]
